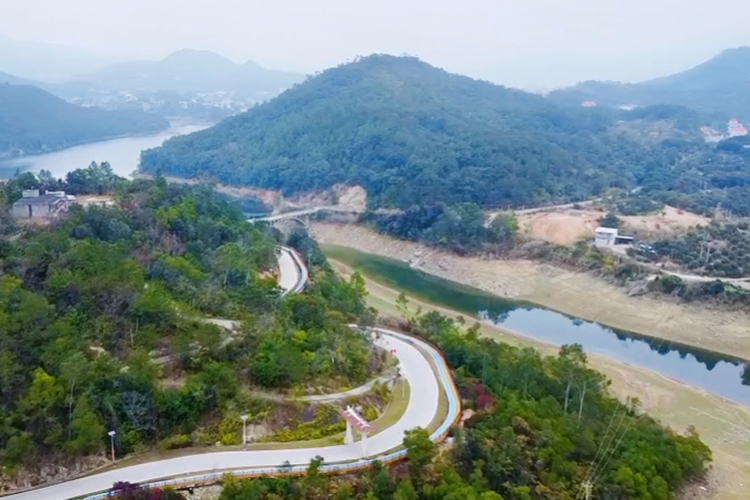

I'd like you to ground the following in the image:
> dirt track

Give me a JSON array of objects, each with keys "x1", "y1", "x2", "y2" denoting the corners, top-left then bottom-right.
[{"x1": 311, "y1": 222, "x2": 750, "y2": 361}]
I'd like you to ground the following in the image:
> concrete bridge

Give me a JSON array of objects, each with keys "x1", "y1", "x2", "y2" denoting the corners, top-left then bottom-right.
[{"x1": 247, "y1": 206, "x2": 359, "y2": 233}]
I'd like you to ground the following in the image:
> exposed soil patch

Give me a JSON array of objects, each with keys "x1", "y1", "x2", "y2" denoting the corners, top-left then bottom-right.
[
  {"x1": 517, "y1": 205, "x2": 709, "y2": 246},
  {"x1": 137, "y1": 174, "x2": 368, "y2": 213}
]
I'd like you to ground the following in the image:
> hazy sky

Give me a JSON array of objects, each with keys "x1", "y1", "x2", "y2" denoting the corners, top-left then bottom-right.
[{"x1": 2, "y1": 0, "x2": 749, "y2": 90}]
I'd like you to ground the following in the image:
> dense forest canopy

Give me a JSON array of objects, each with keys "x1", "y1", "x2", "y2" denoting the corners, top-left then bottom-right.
[
  {"x1": 0, "y1": 173, "x2": 375, "y2": 475},
  {"x1": 0, "y1": 84, "x2": 168, "y2": 157},
  {"x1": 140, "y1": 54, "x2": 750, "y2": 214},
  {"x1": 137, "y1": 55, "x2": 634, "y2": 208}
]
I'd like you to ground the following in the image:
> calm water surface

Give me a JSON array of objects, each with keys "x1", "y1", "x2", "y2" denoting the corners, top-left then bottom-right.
[
  {"x1": 0, "y1": 124, "x2": 206, "y2": 179},
  {"x1": 325, "y1": 245, "x2": 750, "y2": 406}
]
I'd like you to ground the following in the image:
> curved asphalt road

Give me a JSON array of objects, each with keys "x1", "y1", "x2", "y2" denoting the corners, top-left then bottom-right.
[
  {"x1": 277, "y1": 246, "x2": 302, "y2": 294},
  {"x1": 7, "y1": 248, "x2": 447, "y2": 500}
]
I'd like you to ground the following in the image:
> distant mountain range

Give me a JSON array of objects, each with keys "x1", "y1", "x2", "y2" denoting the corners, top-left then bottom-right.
[
  {"x1": 549, "y1": 47, "x2": 750, "y2": 120},
  {"x1": 0, "y1": 84, "x2": 168, "y2": 158},
  {"x1": 0, "y1": 70, "x2": 32, "y2": 86},
  {"x1": 79, "y1": 49, "x2": 306, "y2": 96},
  {"x1": 0, "y1": 35, "x2": 113, "y2": 82},
  {"x1": 0, "y1": 45, "x2": 307, "y2": 123}
]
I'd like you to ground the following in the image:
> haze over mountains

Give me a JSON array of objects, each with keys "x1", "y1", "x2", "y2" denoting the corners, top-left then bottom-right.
[
  {"x1": 549, "y1": 47, "x2": 750, "y2": 120},
  {"x1": 0, "y1": 34, "x2": 113, "y2": 82},
  {"x1": 0, "y1": 42, "x2": 305, "y2": 123},
  {"x1": 81, "y1": 49, "x2": 305, "y2": 96}
]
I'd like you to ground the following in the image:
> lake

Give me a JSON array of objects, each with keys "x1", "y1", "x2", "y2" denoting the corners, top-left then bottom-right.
[
  {"x1": 0, "y1": 124, "x2": 207, "y2": 180},
  {"x1": 324, "y1": 245, "x2": 750, "y2": 406}
]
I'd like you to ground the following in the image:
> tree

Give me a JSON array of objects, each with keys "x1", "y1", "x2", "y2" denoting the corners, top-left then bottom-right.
[
  {"x1": 396, "y1": 292, "x2": 410, "y2": 318},
  {"x1": 18, "y1": 368, "x2": 65, "y2": 446},
  {"x1": 403, "y1": 428, "x2": 436, "y2": 487},
  {"x1": 67, "y1": 396, "x2": 105, "y2": 454},
  {"x1": 599, "y1": 212, "x2": 622, "y2": 229},
  {"x1": 555, "y1": 344, "x2": 588, "y2": 413}
]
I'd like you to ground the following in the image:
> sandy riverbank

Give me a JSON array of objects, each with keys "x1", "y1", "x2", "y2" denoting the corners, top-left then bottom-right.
[
  {"x1": 328, "y1": 259, "x2": 750, "y2": 500},
  {"x1": 310, "y1": 222, "x2": 750, "y2": 362}
]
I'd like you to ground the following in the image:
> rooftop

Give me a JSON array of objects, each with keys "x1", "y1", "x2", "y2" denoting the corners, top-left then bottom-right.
[{"x1": 12, "y1": 193, "x2": 67, "y2": 206}]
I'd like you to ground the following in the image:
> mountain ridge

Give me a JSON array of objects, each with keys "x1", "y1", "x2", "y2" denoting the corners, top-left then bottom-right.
[
  {"x1": 549, "y1": 46, "x2": 750, "y2": 119},
  {"x1": 82, "y1": 48, "x2": 305, "y2": 95}
]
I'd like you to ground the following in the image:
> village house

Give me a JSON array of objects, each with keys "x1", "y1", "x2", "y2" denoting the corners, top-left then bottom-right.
[{"x1": 12, "y1": 189, "x2": 74, "y2": 220}]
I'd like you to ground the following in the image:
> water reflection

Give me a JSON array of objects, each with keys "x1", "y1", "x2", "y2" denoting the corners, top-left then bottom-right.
[{"x1": 325, "y1": 245, "x2": 750, "y2": 406}]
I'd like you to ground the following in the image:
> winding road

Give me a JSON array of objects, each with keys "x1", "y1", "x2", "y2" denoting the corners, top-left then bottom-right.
[{"x1": 5, "y1": 248, "x2": 458, "y2": 500}]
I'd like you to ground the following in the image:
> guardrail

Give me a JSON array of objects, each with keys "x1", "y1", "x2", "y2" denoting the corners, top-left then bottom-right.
[{"x1": 82, "y1": 328, "x2": 460, "y2": 500}]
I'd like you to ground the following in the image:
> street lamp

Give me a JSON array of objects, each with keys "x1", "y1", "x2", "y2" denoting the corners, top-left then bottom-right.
[
  {"x1": 240, "y1": 414, "x2": 248, "y2": 449},
  {"x1": 107, "y1": 430, "x2": 116, "y2": 462}
]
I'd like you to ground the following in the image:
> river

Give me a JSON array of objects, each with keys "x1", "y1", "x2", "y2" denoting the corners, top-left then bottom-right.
[
  {"x1": 324, "y1": 245, "x2": 750, "y2": 406},
  {"x1": 0, "y1": 124, "x2": 207, "y2": 180}
]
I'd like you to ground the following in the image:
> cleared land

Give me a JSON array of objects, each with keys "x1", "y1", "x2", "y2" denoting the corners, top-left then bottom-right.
[
  {"x1": 329, "y1": 259, "x2": 750, "y2": 500},
  {"x1": 516, "y1": 204, "x2": 709, "y2": 246},
  {"x1": 310, "y1": 222, "x2": 750, "y2": 362}
]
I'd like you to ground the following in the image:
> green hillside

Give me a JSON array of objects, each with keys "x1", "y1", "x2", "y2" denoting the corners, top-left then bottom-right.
[
  {"x1": 0, "y1": 84, "x2": 169, "y2": 157},
  {"x1": 0, "y1": 174, "x2": 375, "y2": 472},
  {"x1": 141, "y1": 55, "x2": 678, "y2": 209}
]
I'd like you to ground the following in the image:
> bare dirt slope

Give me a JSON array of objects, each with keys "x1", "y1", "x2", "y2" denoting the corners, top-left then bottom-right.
[
  {"x1": 519, "y1": 209, "x2": 600, "y2": 245},
  {"x1": 311, "y1": 222, "x2": 750, "y2": 361},
  {"x1": 137, "y1": 173, "x2": 368, "y2": 213},
  {"x1": 516, "y1": 206, "x2": 709, "y2": 245},
  {"x1": 620, "y1": 205, "x2": 710, "y2": 238},
  {"x1": 517, "y1": 205, "x2": 709, "y2": 245}
]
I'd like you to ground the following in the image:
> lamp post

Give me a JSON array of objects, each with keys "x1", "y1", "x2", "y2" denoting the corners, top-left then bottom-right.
[
  {"x1": 107, "y1": 430, "x2": 116, "y2": 462},
  {"x1": 240, "y1": 414, "x2": 248, "y2": 449}
]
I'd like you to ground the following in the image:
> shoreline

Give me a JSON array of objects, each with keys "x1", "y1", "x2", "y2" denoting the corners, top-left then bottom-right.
[
  {"x1": 0, "y1": 127, "x2": 170, "y2": 164},
  {"x1": 0, "y1": 119, "x2": 211, "y2": 175},
  {"x1": 327, "y1": 258, "x2": 749, "y2": 500},
  {"x1": 310, "y1": 221, "x2": 750, "y2": 362}
]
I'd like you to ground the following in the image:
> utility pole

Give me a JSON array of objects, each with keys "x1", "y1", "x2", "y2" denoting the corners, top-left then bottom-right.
[
  {"x1": 108, "y1": 430, "x2": 116, "y2": 462},
  {"x1": 241, "y1": 414, "x2": 249, "y2": 449}
]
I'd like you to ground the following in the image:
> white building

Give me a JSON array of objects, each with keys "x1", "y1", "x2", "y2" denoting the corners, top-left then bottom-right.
[{"x1": 594, "y1": 227, "x2": 619, "y2": 246}]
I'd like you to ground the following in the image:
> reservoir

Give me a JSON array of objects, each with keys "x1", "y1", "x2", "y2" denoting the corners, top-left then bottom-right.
[
  {"x1": 324, "y1": 245, "x2": 750, "y2": 406},
  {"x1": 0, "y1": 124, "x2": 207, "y2": 180}
]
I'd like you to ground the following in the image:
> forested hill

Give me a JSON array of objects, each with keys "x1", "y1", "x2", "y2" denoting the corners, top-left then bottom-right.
[
  {"x1": 140, "y1": 54, "x2": 688, "y2": 209},
  {"x1": 549, "y1": 47, "x2": 750, "y2": 120},
  {"x1": 0, "y1": 84, "x2": 169, "y2": 157},
  {"x1": 0, "y1": 173, "x2": 376, "y2": 477}
]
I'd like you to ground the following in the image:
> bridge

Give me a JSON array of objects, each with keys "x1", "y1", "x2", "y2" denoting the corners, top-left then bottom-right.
[{"x1": 247, "y1": 206, "x2": 360, "y2": 234}]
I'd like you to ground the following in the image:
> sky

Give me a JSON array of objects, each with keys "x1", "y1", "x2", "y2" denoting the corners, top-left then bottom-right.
[{"x1": 1, "y1": 0, "x2": 749, "y2": 90}]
